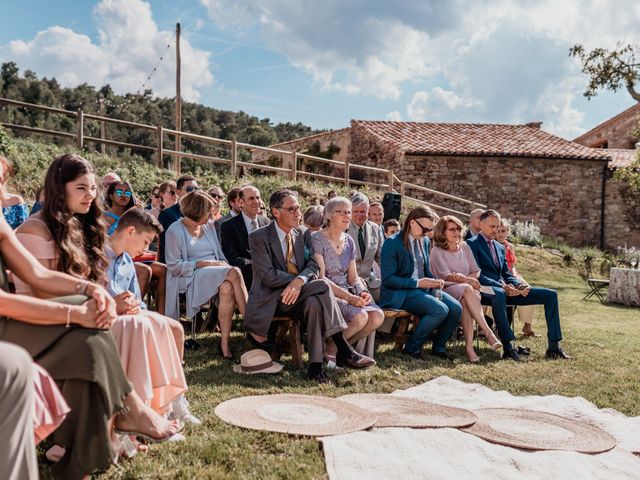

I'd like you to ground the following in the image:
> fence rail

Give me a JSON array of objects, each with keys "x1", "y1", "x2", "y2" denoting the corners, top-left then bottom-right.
[{"x1": 0, "y1": 96, "x2": 483, "y2": 217}]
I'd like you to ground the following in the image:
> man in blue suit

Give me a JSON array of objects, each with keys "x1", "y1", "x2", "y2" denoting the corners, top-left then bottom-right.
[
  {"x1": 380, "y1": 207, "x2": 462, "y2": 360},
  {"x1": 467, "y1": 209, "x2": 571, "y2": 362}
]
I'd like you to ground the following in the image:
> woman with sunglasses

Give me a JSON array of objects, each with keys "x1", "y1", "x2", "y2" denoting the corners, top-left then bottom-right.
[
  {"x1": 104, "y1": 181, "x2": 136, "y2": 236},
  {"x1": 379, "y1": 207, "x2": 462, "y2": 360},
  {"x1": 158, "y1": 180, "x2": 178, "y2": 210},
  {"x1": 146, "y1": 185, "x2": 164, "y2": 218},
  {"x1": 207, "y1": 186, "x2": 224, "y2": 222},
  {"x1": 429, "y1": 215, "x2": 502, "y2": 362}
]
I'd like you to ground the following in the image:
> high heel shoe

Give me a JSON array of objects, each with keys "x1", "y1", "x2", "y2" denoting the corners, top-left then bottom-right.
[
  {"x1": 217, "y1": 341, "x2": 234, "y2": 361},
  {"x1": 488, "y1": 336, "x2": 503, "y2": 352}
]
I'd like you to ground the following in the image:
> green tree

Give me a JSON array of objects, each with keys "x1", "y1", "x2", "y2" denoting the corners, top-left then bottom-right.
[{"x1": 569, "y1": 43, "x2": 640, "y2": 101}]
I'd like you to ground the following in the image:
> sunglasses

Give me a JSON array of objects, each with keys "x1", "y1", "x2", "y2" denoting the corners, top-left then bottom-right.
[
  {"x1": 414, "y1": 220, "x2": 434, "y2": 235},
  {"x1": 210, "y1": 193, "x2": 223, "y2": 199},
  {"x1": 184, "y1": 186, "x2": 199, "y2": 193},
  {"x1": 279, "y1": 205, "x2": 301, "y2": 214},
  {"x1": 153, "y1": 194, "x2": 161, "y2": 199},
  {"x1": 115, "y1": 189, "x2": 132, "y2": 198}
]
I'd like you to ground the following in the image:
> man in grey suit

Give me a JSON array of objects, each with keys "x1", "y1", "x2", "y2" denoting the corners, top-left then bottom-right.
[
  {"x1": 244, "y1": 189, "x2": 375, "y2": 383},
  {"x1": 348, "y1": 193, "x2": 382, "y2": 302}
]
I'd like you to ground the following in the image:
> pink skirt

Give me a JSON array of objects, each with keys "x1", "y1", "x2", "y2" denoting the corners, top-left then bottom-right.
[
  {"x1": 110, "y1": 311, "x2": 187, "y2": 414},
  {"x1": 33, "y1": 363, "x2": 70, "y2": 444}
]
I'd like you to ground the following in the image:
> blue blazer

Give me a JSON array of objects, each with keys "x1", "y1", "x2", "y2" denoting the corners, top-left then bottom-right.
[
  {"x1": 380, "y1": 232, "x2": 432, "y2": 309},
  {"x1": 466, "y1": 234, "x2": 521, "y2": 288}
]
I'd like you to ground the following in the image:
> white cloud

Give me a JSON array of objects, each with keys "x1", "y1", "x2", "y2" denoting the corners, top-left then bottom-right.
[
  {"x1": 1, "y1": 0, "x2": 213, "y2": 101},
  {"x1": 199, "y1": 0, "x2": 640, "y2": 136},
  {"x1": 386, "y1": 110, "x2": 402, "y2": 121},
  {"x1": 406, "y1": 88, "x2": 482, "y2": 122}
]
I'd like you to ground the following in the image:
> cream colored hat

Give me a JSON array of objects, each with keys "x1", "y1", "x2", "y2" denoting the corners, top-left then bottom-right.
[{"x1": 233, "y1": 349, "x2": 283, "y2": 374}]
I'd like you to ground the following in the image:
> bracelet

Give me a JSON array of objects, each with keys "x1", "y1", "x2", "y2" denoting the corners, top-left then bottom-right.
[
  {"x1": 76, "y1": 281, "x2": 89, "y2": 296},
  {"x1": 65, "y1": 305, "x2": 72, "y2": 328}
]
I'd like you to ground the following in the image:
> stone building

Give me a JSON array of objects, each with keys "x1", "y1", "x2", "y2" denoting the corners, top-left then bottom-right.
[
  {"x1": 574, "y1": 103, "x2": 640, "y2": 149},
  {"x1": 261, "y1": 117, "x2": 639, "y2": 249}
]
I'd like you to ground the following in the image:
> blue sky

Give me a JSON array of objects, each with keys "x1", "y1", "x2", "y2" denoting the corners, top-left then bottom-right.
[{"x1": 0, "y1": 0, "x2": 638, "y2": 139}]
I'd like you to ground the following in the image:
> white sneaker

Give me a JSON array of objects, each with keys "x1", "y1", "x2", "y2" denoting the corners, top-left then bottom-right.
[{"x1": 170, "y1": 395, "x2": 202, "y2": 425}]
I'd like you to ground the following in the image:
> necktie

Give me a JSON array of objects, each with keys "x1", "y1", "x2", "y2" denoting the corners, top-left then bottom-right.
[
  {"x1": 487, "y1": 239, "x2": 499, "y2": 268},
  {"x1": 358, "y1": 227, "x2": 366, "y2": 259},
  {"x1": 413, "y1": 239, "x2": 425, "y2": 277},
  {"x1": 250, "y1": 219, "x2": 258, "y2": 232},
  {"x1": 285, "y1": 233, "x2": 299, "y2": 275}
]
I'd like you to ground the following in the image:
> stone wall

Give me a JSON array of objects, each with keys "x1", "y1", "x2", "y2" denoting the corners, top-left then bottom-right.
[
  {"x1": 604, "y1": 175, "x2": 640, "y2": 249},
  {"x1": 252, "y1": 128, "x2": 352, "y2": 164},
  {"x1": 401, "y1": 154, "x2": 607, "y2": 246},
  {"x1": 574, "y1": 105, "x2": 640, "y2": 149}
]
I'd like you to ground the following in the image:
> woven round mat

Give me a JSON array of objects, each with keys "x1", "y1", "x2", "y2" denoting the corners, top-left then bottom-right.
[
  {"x1": 338, "y1": 393, "x2": 477, "y2": 428},
  {"x1": 214, "y1": 394, "x2": 377, "y2": 436},
  {"x1": 462, "y1": 408, "x2": 617, "y2": 453}
]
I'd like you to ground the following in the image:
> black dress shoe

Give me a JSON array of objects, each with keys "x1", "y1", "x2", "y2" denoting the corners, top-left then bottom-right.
[
  {"x1": 336, "y1": 351, "x2": 376, "y2": 369},
  {"x1": 545, "y1": 348, "x2": 573, "y2": 360},
  {"x1": 502, "y1": 348, "x2": 523, "y2": 362},
  {"x1": 401, "y1": 348, "x2": 425, "y2": 360},
  {"x1": 217, "y1": 341, "x2": 234, "y2": 361},
  {"x1": 516, "y1": 345, "x2": 531, "y2": 356},
  {"x1": 430, "y1": 351, "x2": 453, "y2": 362},
  {"x1": 245, "y1": 332, "x2": 273, "y2": 352},
  {"x1": 307, "y1": 369, "x2": 331, "y2": 384}
]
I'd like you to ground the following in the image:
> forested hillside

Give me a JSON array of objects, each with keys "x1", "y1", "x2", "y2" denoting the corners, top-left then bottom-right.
[{"x1": 0, "y1": 61, "x2": 318, "y2": 158}]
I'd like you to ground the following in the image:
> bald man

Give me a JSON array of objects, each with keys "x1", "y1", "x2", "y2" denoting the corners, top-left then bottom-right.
[{"x1": 464, "y1": 208, "x2": 484, "y2": 240}]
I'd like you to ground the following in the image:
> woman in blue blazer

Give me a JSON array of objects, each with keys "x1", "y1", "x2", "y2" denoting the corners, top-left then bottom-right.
[{"x1": 380, "y1": 207, "x2": 462, "y2": 359}]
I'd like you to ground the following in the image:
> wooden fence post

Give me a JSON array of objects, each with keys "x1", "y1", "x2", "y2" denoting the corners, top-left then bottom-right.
[
  {"x1": 400, "y1": 181, "x2": 405, "y2": 198},
  {"x1": 388, "y1": 169, "x2": 394, "y2": 192},
  {"x1": 291, "y1": 152, "x2": 298, "y2": 181},
  {"x1": 344, "y1": 158, "x2": 350, "y2": 187},
  {"x1": 230, "y1": 138, "x2": 237, "y2": 178},
  {"x1": 156, "y1": 126, "x2": 163, "y2": 168},
  {"x1": 76, "y1": 108, "x2": 84, "y2": 150}
]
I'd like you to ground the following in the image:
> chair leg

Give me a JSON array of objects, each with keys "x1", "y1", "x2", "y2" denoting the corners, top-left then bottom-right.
[
  {"x1": 271, "y1": 323, "x2": 288, "y2": 362},
  {"x1": 394, "y1": 317, "x2": 410, "y2": 351},
  {"x1": 289, "y1": 322, "x2": 304, "y2": 370}
]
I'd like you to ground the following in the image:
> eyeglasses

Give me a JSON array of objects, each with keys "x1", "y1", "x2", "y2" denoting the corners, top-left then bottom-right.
[
  {"x1": 446, "y1": 226, "x2": 462, "y2": 232},
  {"x1": 184, "y1": 186, "x2": 199, "y2": 193},
  {"x1": 115, "y1": 189, "x2": 132, "y2": 198},
  {"x1": 334, "y1": 209, "x2": 352, "y2": 216},
  {"x1": 153, "y1": 194, "x2": 161, "y2": 199},
  {"x1": 414, "y1": 220, "x2": 434, "y2": 235},
  {"x1": 279, "y1": 205, "x2": 301, "y2": 214}
]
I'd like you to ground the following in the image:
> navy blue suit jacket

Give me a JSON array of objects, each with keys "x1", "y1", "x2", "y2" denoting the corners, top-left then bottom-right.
[
  {"x1": 380, "y1": 232, "x2": 432, "y2": 309},
  {"x1": 157, "y1": 204, "x2": 182, "y2": 263},
  {"x1": 466, "y1": 234, "x2": 521, "y2": 288}
]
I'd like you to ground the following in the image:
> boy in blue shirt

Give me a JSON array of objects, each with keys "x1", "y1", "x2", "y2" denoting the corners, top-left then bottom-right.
[{"x1": 108, "y1": 208, "x2": 200, "y2": 425}]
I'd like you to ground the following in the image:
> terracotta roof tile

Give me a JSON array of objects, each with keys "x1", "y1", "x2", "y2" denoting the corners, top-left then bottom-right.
[
  {"x1": 351, "y1": 120, "x2": 611, "y2": 161},
  {"x1": 605, "y1": 148, "x2": 637, "y2": 169}
]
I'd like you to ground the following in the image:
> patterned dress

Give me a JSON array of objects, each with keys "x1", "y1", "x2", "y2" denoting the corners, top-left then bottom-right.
[
  {"x1": 2, "y1": 203, "x2": 29, "y2": 229},
  {"x1": 311, "y1": 231, "x2": 382, "y2": 322}
]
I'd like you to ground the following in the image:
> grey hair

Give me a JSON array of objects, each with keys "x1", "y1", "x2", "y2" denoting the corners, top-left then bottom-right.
[
  {"x1": 303, "y1": 205, "x2": 324, "y2": 229},
  {"x1": 350, "y1": 192, "x2": 369, "y2": 208},
  {"x1": 323, "y1": 196, "x2": 351, "y2": 225}
]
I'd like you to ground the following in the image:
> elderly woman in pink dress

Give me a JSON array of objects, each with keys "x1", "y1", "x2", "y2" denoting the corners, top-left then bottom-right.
[{"x1": 429, "y1": 215, "x2": 502, "y2": 362}]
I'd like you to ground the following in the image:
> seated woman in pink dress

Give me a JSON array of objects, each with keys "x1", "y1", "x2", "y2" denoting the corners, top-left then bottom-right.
[
  {"x1": 14, "y1": 154, "x2": 188, "y2": 420},
  {"x1": 312, "y1": 196, "x2": 384, "y2": 360},
  {"x1": 429, "y1": 215, "x2": 502, "y2": 362}
]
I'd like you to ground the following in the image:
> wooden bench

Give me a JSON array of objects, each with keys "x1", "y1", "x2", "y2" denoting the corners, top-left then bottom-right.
[
  {"x1": 271, "y1": 316, "x2": 304, "y2": 370},
  {"x1": 382, "y1": 309, "x2": 419, "y2": 351}
]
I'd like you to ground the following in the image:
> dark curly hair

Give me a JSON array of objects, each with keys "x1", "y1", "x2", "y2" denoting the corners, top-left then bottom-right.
[{"x1": 42, "y1": 154, "x2": 107, "y2": 282}]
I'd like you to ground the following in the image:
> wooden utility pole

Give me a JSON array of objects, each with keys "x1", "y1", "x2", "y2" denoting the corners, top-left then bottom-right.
[
  {"x1": 98, "y1": 94, "x2": 106, "y2": 154},
  {"x1": 175, "y1": 22, "x2": 182, "y2": 172}
]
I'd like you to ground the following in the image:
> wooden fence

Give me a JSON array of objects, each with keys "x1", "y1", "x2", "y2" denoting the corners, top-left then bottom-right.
[{"x1": 0, "y1": 97, "x2": 486, "y2": 217}]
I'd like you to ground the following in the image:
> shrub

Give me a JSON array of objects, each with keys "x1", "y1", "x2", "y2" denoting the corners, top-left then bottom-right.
[{"x1": 510, "y1": 220, "x2": 543, "y2": 247}]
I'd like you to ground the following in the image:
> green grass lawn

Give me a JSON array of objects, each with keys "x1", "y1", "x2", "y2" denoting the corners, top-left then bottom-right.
[{"x1": 86, "y1": 247, "x2": 639, "y2": 479}]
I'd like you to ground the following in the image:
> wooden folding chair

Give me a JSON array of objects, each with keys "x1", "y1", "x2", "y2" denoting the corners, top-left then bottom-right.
[{"x1": 270, "y1": 316, "x2": 304, "y2": 369}]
